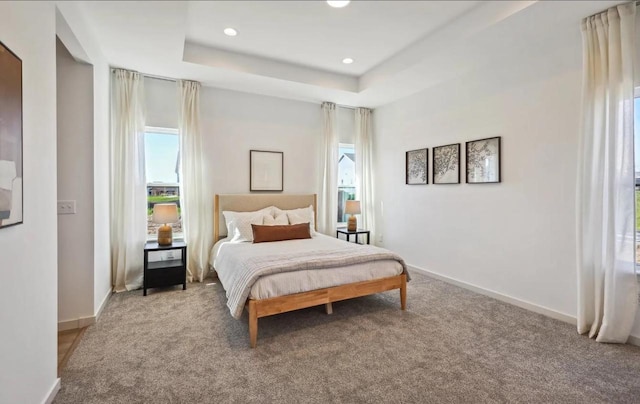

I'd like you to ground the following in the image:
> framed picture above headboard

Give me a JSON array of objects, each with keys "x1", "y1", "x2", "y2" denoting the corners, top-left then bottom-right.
[{"x1": 250, "y1": 150, "x2": 283, "y2": 192}]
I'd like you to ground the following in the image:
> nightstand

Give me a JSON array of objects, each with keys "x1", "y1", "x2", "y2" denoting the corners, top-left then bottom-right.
[
  {"x1": 336, "y1": 228, "x2": 370, "y2": 244},
  {"x1": 143, "y1": 240, "x2": 187, "y2": 296}
]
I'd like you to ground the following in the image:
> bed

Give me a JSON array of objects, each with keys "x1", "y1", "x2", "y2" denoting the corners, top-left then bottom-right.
[{"x1": 212, "y1": 193, "x2": 408, "y2": 348}]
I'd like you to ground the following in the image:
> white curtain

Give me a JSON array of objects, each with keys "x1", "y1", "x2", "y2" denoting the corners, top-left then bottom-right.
[
  {"x1": 178, "y1": 80, "x2": 212, "y2": 282},
  {"x1": 319, "y1": 102, "x2": 338, "y2": 236},
  {"x1": 111, "y1": 69, "x2": 147, "y2": 292},
  {"x1": 355, "y1": 108, "x2": 376, "y2": 244},
  {"x1": 577, "y1": 3, "x2": 638, "y2": 343}
]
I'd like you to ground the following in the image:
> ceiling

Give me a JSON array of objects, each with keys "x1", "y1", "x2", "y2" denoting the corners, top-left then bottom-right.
[
  {"x1": 71, "y1": 0, "x2": 619, "y2": 107},
  {"x1": 185, "y1": 1, "x2": 478, "y2": 76}
]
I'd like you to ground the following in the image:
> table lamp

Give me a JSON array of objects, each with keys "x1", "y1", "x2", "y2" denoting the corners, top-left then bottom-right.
[
  {"x1": 152, "y1": 203, "x2": 178, "y2": 246},
  {"x1": 345, "y1": 200, "x2": 361, "y2": 232}
]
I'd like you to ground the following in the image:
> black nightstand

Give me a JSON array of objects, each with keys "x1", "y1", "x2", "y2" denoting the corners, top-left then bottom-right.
[
  {"x1": 143, "y1": 240, "x2": 187, "y2": 296},
  {"x1": 336, "y1": 228, "x2": 370, "y2": 244}
]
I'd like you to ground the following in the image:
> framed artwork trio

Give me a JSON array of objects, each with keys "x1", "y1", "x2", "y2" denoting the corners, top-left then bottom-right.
[{"x1": 405, "y1": 136, "x2": 501, "y2": 185}]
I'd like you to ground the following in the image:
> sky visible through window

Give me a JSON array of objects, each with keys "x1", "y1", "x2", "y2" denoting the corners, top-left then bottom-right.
[
  {"x1": 339, "y1": 145, "x2": 352, "y2": 159},
  {"x1": 145, "y1": 132, "x2": 179, "y2": 183}
]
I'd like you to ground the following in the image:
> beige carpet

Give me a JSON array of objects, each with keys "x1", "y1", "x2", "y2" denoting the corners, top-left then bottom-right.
[{"x1": 55, "y1": 270, "x2": 640, "y2": 403}]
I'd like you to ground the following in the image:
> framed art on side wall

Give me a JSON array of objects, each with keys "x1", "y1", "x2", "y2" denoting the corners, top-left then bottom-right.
[
  {"x1": 433, "y1": 143, "x2": 460, "y2": 184},
  {"x1": 0, "y1": 41, "x2": 23, "y2": 229},
  {"x1": 406, "y1": 148, "x2": 428, "y2": 185},
  {"x1": 466, "y1": 136, "x2": 501, "y2": 184},
  {"x1": 250, "y1": 150, "x2": 283, "y2": 192}
]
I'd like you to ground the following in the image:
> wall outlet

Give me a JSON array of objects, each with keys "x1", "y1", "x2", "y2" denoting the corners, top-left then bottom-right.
[
  {"x1": 165, "y1": 251, "x2": 175, "y2": 260},
  {"x1": 378, "y1": 234, "x2": 383, "y2": 243},
  {"x1": 57, "y1": 200, "x2": 76, "y2": 215}
]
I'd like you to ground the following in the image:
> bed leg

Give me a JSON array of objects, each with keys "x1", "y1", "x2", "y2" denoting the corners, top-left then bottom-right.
[
  {"x1": 325, "y1": 302, "x2": 333, "y2": 315},
  {"x1": 249, "y1": 300, "x2": 258, "y2": 348},
  {"x1": 400, "y1": 274, "x2": 407, "y2": 311}
]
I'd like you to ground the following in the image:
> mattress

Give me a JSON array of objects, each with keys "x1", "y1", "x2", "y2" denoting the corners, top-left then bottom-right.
[{"x1": 211, "y1": 234, "x2": 403, "y2": 300}]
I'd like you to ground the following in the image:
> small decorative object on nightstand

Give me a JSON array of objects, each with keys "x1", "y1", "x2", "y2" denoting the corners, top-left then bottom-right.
[
  {"x1": 336, "y1": 227, "x2": 370, "y2": 245},
  {"x1": 143, "y1": 240, "x2": 187, "y2": 296},
  {"x1": 345, "y1": 200, "x2": 361, "y2": 231},
  {"x1": 152, "y1": 203, "x2": 179, "y2": 246}
]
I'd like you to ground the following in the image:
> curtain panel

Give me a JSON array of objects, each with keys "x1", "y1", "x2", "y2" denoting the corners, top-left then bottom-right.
[
  {"x1": 110, "y1": 69, "x2": 147, "y2": 292},
  {"x1": 355, "y1": 108, "x2": 376, "y2": 244},
  {"x1": 178, "y1": 80, "x2": 212, "y2": 282},
  {"x1": 577, "y1": 3, "x2": 638, "y2": 343},
  {"x1": 319, "y1": 102, "x2": 339, "y2": 236}
]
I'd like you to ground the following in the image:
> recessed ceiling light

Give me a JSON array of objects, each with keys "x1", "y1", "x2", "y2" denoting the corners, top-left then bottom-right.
[
  {"x1": 342, "y1": 58, "x2": 354, "y2": 64},
  {"x1": 224, "y1": 28, "x2": 238, "y2": 37},
  {"x1": 327, "y1": 1, "x2": 350, "y2": 8}
]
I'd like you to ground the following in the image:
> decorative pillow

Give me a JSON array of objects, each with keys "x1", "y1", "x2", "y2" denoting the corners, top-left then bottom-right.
[
  {"x1": 286, "y1": 212, "x2": 309, "y2": 226},
  {"x1": 222, "y1": 208, "x2": 270, "y2": 242},
  {"x1": 252, "y1": 223, "x2": 311, "y2": 243},
  {"x1": 263, "y1": 213, "x2": 289, "y2": 226},
  {"x1": 274, "y1": 205, "x2": 316, "y2": 235}
]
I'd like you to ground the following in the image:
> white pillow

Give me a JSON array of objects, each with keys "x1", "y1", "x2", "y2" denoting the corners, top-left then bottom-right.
[
  {"x1": 275, "y1": 205, "x2": 316, "y2": 235},
  {"x1": 287, "y1": 212, "x2": 309, "y2": 226},
  {"x1": 222, "y1": 208, "x2": 270, "y2": 242},
  {"x1": 263, "y1": 213, "x2": 289, "y2": 225}
]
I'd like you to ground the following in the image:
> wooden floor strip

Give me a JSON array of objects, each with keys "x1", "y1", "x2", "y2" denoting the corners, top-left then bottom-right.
[{"x1": 58, "y1": 327, "x2": 87, "y2": 376}]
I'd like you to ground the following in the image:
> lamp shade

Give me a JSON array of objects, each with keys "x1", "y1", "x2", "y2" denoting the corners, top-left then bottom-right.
[
  {"x1": 345, "y1": 200, "x2": 361, "y2": 215},
  {"x1": 152, "y1": 203, "x2": 178, "y2": 224}
]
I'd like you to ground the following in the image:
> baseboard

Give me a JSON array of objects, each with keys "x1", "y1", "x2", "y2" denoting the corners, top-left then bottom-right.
[
  {"x1": 58, "y1": 287, "x2": 112, "y2": 332},
  {"x1": 407, "y1": 264, "x2": 576, "y2": 325},
  {"x1": 95, "y1": 287, "x2": 112, "y2": 321},
  {"x1": 408, "y1": 264, "x2": 640, "y2": 346},
  {"x1": 43, "y1": 378, "x2": 60, "y2": 404},
  {"x1": 58, "y1": 316, "x2": 95, "y2": 332}
]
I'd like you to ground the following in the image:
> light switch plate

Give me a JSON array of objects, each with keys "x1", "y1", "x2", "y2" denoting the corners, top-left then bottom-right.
[{"x1": 57, "y1": 200, "x2": 76, "y2": 215}]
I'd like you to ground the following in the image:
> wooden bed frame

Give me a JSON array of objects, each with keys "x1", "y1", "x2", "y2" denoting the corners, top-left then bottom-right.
[{"x1": 214, "y1": 194, "x2": 407, "y2": 348}]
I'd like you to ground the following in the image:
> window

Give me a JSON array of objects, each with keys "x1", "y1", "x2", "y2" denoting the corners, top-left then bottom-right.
[
  {"x1": 338, "y1": 144, "x2": 356, "y2": 224},
  {"x1": 144, "y1": 127, "x2": 182, "y2": 239},
  {"x1": 635, "y1": 97, "x2": 640, "y2": 264}
]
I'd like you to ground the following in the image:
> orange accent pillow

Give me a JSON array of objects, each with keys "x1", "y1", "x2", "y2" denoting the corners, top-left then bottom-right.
[{"x1": 252, "y1": 223, "x2": 311, "y2": 243}]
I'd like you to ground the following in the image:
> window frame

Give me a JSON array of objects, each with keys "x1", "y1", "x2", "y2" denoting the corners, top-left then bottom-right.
[
  {"x1": 632, "y1": 92, "x2": 640, "y2": 283},
  {"x1": 337, "y1": 143, "x2": 356, "y2": 226},
  {"x1": 144, "y1": 126, "x2": 183, "y2": 241}
]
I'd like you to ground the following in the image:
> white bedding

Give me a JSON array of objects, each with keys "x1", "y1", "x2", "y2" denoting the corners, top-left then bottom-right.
[{"x1": 211, "y1": 234, "x2": 403, "y2": 300}]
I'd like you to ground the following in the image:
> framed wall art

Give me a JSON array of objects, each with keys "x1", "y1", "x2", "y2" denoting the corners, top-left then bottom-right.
[
  {"x1": 433, "y1": 143, "x2": 460, "y2": 184},
  {"x1": 0, "y1": 41, "x2": 23, "y2": 229},
  {"x1": 466, "y1": 136, "x2": 501, "y2": 184},
  {"x1": 406, "y1": 148, "x2": 428, "y2": 185},
  {"x1": 250, "y1": 150, "x2": 283, "y2": 192}
]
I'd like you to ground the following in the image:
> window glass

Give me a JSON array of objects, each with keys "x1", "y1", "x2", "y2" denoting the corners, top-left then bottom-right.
[
  {"x1": 145, "y1": 128, "x2": 182, "y2": 239},
  {"x1": 338, "y1": 144, "x2": 356, "y2": 223},
  {"x1": 635, "y1": 98, "x2": 640, "y2": 263}
]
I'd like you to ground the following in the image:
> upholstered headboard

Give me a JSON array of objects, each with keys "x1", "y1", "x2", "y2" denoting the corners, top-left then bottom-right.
[{"x1": 214, "y1": 194, "x2": 317, "y2": 242}]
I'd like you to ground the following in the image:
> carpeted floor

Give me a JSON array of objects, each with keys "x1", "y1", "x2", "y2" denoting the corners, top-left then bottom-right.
[{"x1": 55, "y1": 270, "x2": 640, "y2": 403}]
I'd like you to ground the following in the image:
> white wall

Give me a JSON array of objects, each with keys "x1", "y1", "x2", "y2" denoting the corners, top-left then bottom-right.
[
  {"x1": 56, "y1": 38, "x2": 95, "y2": 325},
  {"x1": 146, "y1": 78, "x2": 322, "y2": 199},
  {"x1": 201, "y1": 87, "x2": 322, "y2": 197},
  {"x1": 146, "y1": 77, "x2": 178, "y2": 129},
  {"x1": 91, "y1": 45, "x2": 111, "y2": 316},
  {"x1": 56, "y1": 2, "x2": 112, "y2": 318},
  {"x1": 0, "y1": 2, "x2": 59, "y2": 403},
  {"x1": 374, "y1": 20, "x2": 640, "y2": 339},
  {"x1": 337, "y1": 106, "x2": 355, "y2": 144}
]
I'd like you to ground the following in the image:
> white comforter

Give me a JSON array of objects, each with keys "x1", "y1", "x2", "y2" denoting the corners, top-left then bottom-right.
[{"x1": 212, "y1": 234, "x2": 405, "y2": 315}]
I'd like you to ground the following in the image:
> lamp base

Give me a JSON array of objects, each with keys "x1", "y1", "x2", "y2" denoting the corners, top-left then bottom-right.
[
  {"x1": 347, "y1": 215, "x2": 357, "y2": 232},
  {"x1": 157, "y1": 224, "x2": 173, "y2": 246}
]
